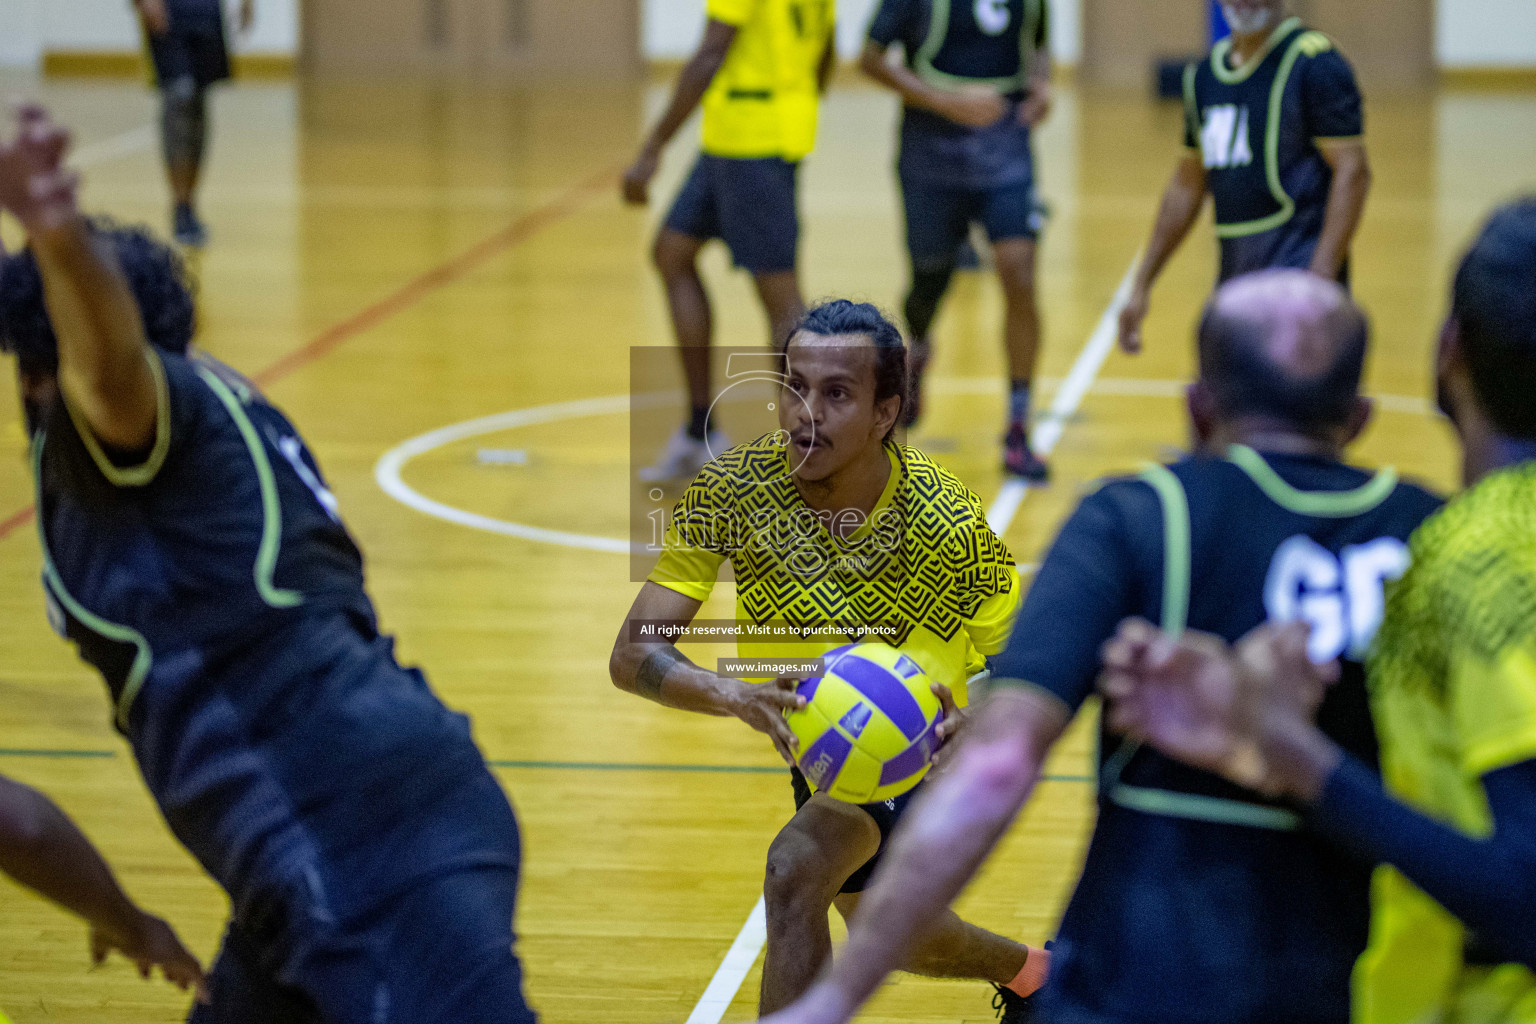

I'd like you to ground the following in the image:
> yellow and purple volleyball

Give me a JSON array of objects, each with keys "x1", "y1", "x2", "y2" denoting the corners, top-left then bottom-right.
[{"x1": 786, "y1": 643, "x2": 944, "y2": 803}]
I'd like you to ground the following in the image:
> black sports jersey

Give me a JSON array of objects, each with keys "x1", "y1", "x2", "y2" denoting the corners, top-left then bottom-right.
[
  {"x1": 868, "y1": 0, "x2": 1048, "y2": 188},
  {"x1": 1181, "y1": 18, "x2": 1363, "y2": 281},
  {"x1": 32, "y1": 351, "x2": 509, "y2": 926},
  {"x1": 35, "y1": 352, "x2": 374, "y2": 732},
  {"x1": 166, "y1": 0, "x2": 225, "y2": 33},
  {"x1": 993, "y1": 447, "x2": 1441, "y2": 1024}
]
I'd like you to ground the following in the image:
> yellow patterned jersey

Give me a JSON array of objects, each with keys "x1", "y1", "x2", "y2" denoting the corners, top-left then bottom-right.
[
  {"x1": 701, "y1": 0, "x2": 834, "y2": 160},
  {"x1": 649, "y1": 435, "x2": 1020, "y2": 705},
  {"x1": 1358, "y1": 463, "x2": 1536, "y2": 1024}
]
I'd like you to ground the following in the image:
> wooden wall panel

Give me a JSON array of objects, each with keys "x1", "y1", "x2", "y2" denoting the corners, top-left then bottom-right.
[
  {"x1": 1304, "y1": 0, "x2": 1434, "y2": 91},
  {"x1": 1080, "y1": 0, "x2": 1431, "y2": 93},
  {"x1": 302, "y1": 0, "x2": 640, "y2": 77},
  {"x1": 1082, "y1": 0, "x2": 1207, "y2": 89}
]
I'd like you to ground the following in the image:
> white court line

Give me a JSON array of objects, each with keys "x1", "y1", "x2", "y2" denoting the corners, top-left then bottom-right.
[
  {"x1": 375, "y1": 394, "x2": 644, "y2": 554},
  {"x1": 681, "y1": 254, "x2": 1144, "y2": 1024},
  {"x1": 684, "y1": 898, "x2": 769, "y2": 1024},
  {"x1": 71, "y1": 125, "x2": 156, "y2": 168},
  {"x1": 986, "y1": 255, "x2": 1141, "y2": 535}
]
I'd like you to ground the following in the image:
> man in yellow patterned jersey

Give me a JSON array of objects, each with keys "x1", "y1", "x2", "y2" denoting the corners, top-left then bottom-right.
[
  {"x1": 623, "y1": 0, "x2": 835, "y2": 483},
  {"x1": 610, "y1": 301, "x2": 1049, "y2": 1020},
  {"x1": 1098, "y1": 198, "x2": 1536, "y2": 1024}
]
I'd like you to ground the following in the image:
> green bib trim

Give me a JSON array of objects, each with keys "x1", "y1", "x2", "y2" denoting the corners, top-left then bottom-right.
[
  {"x1": 1228, "y1": 444, "x2": 1398, "y2": 517},
  {"x1": 197, "y1": 367, "x2": 304, "y2": 609}
]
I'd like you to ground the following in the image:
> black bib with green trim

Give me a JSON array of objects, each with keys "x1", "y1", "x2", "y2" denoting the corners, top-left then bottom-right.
[{"x1": 1185, "y1": 20, "x2": 1341, "y2": 249}]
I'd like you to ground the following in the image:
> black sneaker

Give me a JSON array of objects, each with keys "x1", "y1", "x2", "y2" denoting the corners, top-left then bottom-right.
[
  {"x1": 992, "y1": 984, "x2": 1038, "y2": 1024},
  {"x1": 902, "y1": 338, "x2": 932, "y2": 429},
  {"x1": 173, "y1": 203, "x2": 208, "y2": 248},
  {"x1": 1003, "y1": 424, "x2": 1049, "y2": 481}
]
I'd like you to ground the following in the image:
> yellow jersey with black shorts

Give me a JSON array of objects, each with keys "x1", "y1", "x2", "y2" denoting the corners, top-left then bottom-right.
[
  {"x1": 665, "y1": 0, "x2": 833, "y2": 274},
  {"x1": 1359, "y1": 464, "x2": 1536, "y2": 1024},
  {"x1": 701, "y1": 0, "x2": 833, "y2": 161},
  {"x1": 648, "y1": 434, "x2": 1020, "y2": 891}
]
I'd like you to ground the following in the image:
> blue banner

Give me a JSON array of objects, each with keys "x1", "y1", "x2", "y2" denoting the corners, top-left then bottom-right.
[{"x1": 1210, "y1": 1, "x2": 1231, "y2": 42}]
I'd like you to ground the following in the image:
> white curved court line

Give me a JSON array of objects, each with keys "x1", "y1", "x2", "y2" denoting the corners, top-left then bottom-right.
[
  {"x1": 375, "y1": 394, "x2": 642, "y2": 554},
  {"x1": 374, "y1": 380, "x2": 1437, "y2": 555}
]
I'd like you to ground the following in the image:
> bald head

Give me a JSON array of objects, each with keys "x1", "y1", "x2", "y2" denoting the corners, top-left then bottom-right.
[{"x1": 1198, "y1": 270, "x2": 1368, "y2": 435}]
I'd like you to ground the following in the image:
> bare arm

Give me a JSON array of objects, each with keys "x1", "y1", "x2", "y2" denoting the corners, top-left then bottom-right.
[
  {"x1": 133, "y1": 0, "x2": 170, "y2": 35},
  {"x1": 1309, "y1": 141, "x2": 1370, "y2": 280},
  {"x1": 0, "y1": 106, "x2": 159, "y2": 452},
  {"x1": 1117, "y1": 154, "x2": 1208, "y2": 354},
  {"x1": 817, "y1": 32, "x2": 837, "y2": 93},
  {"x1": 609, "y1": 582, "x2": 805, "y2": 760},
  {"x1": 1017, "y1": 43, "x2": 1053, "y2": 127},
  {"x1": 0, "y1": 776, "x2": 205, "y2": 996},
  {"x1": 857, "y1": 42, "x2": 1005, "y2": 128},
  {"x1": 763, "y1": 686, "x2": 1070, "y2": 1024},
  {"x1": 621, "y1": 20, "x2": 740, "y2": 205}
]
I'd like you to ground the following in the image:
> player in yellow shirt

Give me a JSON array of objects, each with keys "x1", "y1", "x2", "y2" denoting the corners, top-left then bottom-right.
[
  {"x1": 623, "y1": 0, "x2": 836, "y2": 482},
  {"x1": 1096, "y1": 198, "x2": 1536, "y2": 1024},
  {"x1": 609, "y1": 301, "x2": 1049, "y2": 1019}
]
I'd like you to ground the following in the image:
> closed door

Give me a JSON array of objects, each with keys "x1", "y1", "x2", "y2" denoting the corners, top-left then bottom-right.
[
  {"x1": 1082, "y1": 0, "x2": 1206, "y2": 89},
  {"x1": 1081, "y1": 0, "x2": 1431, "y2": 92},
  {"x1": 304, "y1": 0, "x2": 641, "y2": 77}
]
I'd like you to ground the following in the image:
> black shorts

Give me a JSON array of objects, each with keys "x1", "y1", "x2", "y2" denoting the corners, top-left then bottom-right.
[
  {"x1": 791, "y1": 767, "x2": 923, "y2": 894},
  {"x1": 663, "y1": 154, "x2": 800, "y2": 275},
  {"x1": 1216, "y1": 221, "x2": 1350, "y2": 289},
  {"x1": 147, "y1": 27, "x2": 231, "y2": 92},
  {"x1": 190, "y1": 865, "x2": 535, "y2": 1024},
  {"x1": 901, "y1": 175, "x2": 1045, "y2": 272}
]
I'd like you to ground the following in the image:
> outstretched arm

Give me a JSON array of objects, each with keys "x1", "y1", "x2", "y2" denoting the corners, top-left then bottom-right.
[
  {"x1": 1117, "y1": 154, "x2": 1207, "y2": 354},
  {"x1": 1309, "y1": 141, "x2": 1370, "y2": 280},
  {"x1": 0, "y1": 105, "x2": 159, "y2": 451},
  {"x1": 609, "y1": 582, "x2": 805, "y2": 762},
  {"x1": 0, "y1": 776, "x2": 206, "y2": 997},
  {"x1": 762, "y1": 687, "x2": 1069, "y2": 1024},
  {"x1": 621, "y1": 20, "x2": 739, "y2": 205}
]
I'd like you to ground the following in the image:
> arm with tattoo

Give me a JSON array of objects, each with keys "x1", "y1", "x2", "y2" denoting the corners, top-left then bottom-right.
[
  {"x1": 610, "y1": 582, "x2": 806, "y2": 762},
  {"x1": 636, "y1": 644, "x2": 690, "y2": 703}
]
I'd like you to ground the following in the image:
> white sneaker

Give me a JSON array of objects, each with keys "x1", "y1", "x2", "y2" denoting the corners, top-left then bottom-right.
[{"x1": 638, "y1": 427, "x2": 729, "y2": 483}]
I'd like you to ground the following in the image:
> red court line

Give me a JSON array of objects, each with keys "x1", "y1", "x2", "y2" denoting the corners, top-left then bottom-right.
[{"x1": 0, "y1": 162, "x2": 622, "y2": 543}]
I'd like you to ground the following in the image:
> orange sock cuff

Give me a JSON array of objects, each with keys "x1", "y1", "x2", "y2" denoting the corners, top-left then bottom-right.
[{"x1": 1005, "y1": 945, "x2": 1051, "y2": 998}]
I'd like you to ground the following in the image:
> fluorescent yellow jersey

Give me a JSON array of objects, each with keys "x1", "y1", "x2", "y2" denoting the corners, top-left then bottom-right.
[
  {"x1": 701, "y1": 0, "x2": 834, "y2": 160},
  {"x1": 1359, "y1": 463, "x2": 1536, "y2": 1024},
  {"x1": 649, "y1": 434, "x2": 1020, "y2": 705}
]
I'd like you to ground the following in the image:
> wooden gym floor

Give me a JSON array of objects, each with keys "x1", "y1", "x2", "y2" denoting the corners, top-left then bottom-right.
[{"x1": 0, "y1": 68, "x2": 1533, "y2": 1023}]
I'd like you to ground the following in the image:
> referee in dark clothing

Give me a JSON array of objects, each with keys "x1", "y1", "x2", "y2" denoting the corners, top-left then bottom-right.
[
  {"x1": 1117, "y1": 0, "x2": 1371, "y2": 354},
  {"x1": 133, "y1": 0, "x2": 252, "y2": 247}
]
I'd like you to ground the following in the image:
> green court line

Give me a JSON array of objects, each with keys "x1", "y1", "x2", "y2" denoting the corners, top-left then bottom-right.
[
  {"x1": 0, "y1": 748, "x2": 1095, "y2": 783},
  {"x1": 488, "y1": 759, "x2": 1094, "y2": 783},
  {"x1": 0, "y1": 748, "x2": 116, "y2": 759},
  {"x1": 490, "y1": 759, "x2": 783, "y2": 774}
]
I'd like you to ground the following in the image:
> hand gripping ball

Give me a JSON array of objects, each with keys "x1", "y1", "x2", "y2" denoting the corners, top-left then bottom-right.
[{"x1": 785, "y1": 642, "x2": 944, "y2": 803}]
